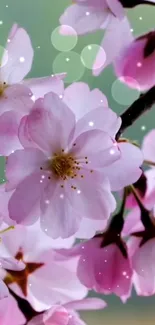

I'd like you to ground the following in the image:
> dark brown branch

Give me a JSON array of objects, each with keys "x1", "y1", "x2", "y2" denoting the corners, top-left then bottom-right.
[
  {"x1": 116, "y1": 86, "x2": 155, "y2": 140},
  {"x1": 9, "y1": 288, "x2": 41, "y2": 323}
]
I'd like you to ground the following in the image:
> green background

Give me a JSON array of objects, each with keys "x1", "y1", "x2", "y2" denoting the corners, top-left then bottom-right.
[{"x1": 0, "y1": 0, "x2": 155, "y2": 323}]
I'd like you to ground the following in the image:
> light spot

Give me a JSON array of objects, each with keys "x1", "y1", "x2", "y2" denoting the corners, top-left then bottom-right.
[
  {"x1": 141, "y1": 125, "x2": 146, "y2": 131},
  {"x1": 130, "y1": 28, "x2": 134, "y2": 32},
  {"x1": 19, "y1": 57, "x2": 25, "y2": 63},
  {"x1": 45, "y1": 200, "x2": 50, "y2": 204},
  {"x1": 0, "y1": 21, "x2": 3, "y2": 25},
  {"x1": 88, "y1": 45, "x2": 92, "y2": 50},
  {"x1": 11, "y1": 150, "x2": 15, "y2": 153},
  {"x1": 7, "y1": 39, "x2": 11, "y2": 43},
  {"x1": 139, "y1": 16, "x2": 143, "y2": 20},
  {"x1": 66, "y1": 57, "x2": 70, "y2": 62},
  {"x1": 31, "y1": 95, "x2": 35, "y2": 101},
  {"x1": 59, "y1": 94, "x2": 63, "y2": 99},
  {"x1": 137, "y1": 62, "x2": 142, "y2": 68},
  {"x1": 60, "y1": 194, "x2": 64, "y2": 199},
  {"x1": 83, "y1": 259, "x2": 86, "y2": 262},
  {"x1": 86, "y1": 11, "x2": 90, "y2": 16},
  {"x1": 88, "y1": 121, "x2": 94, "y2": 127},
  {"x1": 77, "y1": 190, "x2": 81, "y2": 194},
  {"x1": 40, "y1": 180, "x2": 43, "y2": 183},
  {"x1": 82, "y1": 246, "x2": 85, "y2": 249},
  {"x1": 104, "y1": 259, "x2": 107, "y2": 263},
  {"x1": 41, "y1": 175, "x2": 45, "y2": 179},
  {"x1": 122, "y1": 271, "x2": 127, "y2": 276},
  {"x1": 110, "y1": 149, "x2": 115, "y2": 155},
  {"x1": 37, "y1": 46, "x2": 41, "y2": 49}
]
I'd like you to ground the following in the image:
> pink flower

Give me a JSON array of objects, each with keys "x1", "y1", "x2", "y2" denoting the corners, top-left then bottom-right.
[
  {"x1": 5, "y1": 91, "x2": 123, "y2": 238},
  {"x1": 0, "y1": 223, "x2": 87, "y2": 311},
  {"x1": 114, "y1": 31, "x2": 155, "y2": 91},
  {"x1": 60, "y1": 236, "x2": 132, "y2": 302},
  {"x1": 60, "y1": 1, "x2": 134, "y2": 75},
  {"x1": 128, "y1": 236, "x2": 155, "y2": 296},
  {"x1": 0, "y1": 24, "x2": 65, "y2": 156},
  {"x1": 28, "y1": 298, "x2": 106, "y2": 325},
  {"x1": 60, "y1": 0, "x2": 124, "y2": 35},
  {"x1": 0, "y1": 295, "x2": 25, "y2": 325},
  {"x1": 0, "y1": 240, "x2": 25, "y2": 300}
]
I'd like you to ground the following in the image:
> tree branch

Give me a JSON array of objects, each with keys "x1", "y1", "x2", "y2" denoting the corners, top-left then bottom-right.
[{"x1": 116, "y1": 86, "x2": 155, "y2": 140}]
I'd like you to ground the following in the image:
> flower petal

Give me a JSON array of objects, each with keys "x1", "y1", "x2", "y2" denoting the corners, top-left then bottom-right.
[
  {"x1": 23, "y1": 74, "x2": 65, "y2": 100},
  {"x1": 63, "y1": 82, "x2": 108, "y2": 121},
  {"x1": 93, "y1": 16, "x2": 133, "y2": 75},
  {"x1": 103, "y1": 142, "x2": 143, "y2": 191},
  {"x1": 0, "y1": 111, "x2": 22, "y2": 156},
  {"x1": 0, "y1": 24, "x2": 33, "y2": 84},
  {"x1": 26, "y1": 93, "x2": 76, "y2": 154},
  {"x1": 60, "y1": 4, "x2": 109, "y2": 35},
  {"x1": 8, "y1": 172, "x2": 46, "y2": 225},
  {"x1": 74, "y1": 106, "x2": 121, "y2": 138},
  {"x1": 6, "y1": 148, "x2": 47, "y2": 190},
  {"x1": 142, "y1": 129, "x2": 155, "y2": 162},
  {"x1": 40, "y1": 182, "x2": 82, "y2": 238}
]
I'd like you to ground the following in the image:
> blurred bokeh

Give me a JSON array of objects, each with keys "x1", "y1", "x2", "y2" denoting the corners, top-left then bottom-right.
[{"x1": 0, "y1": 0, "x2": 155, "y2": 323}]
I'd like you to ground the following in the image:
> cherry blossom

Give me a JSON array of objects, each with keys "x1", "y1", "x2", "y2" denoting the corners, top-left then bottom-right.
[
  {"x1": 114, "y1": 31, "x2": 155, "y2": 91},
  {"x1": 0, "y1": 24, "x2": 65, "y2": 156},
  {"x1": 0, "y1": 295, "x2": 25, "y2": 325},
  {"x1": 0, "y1": 223, "x2": 87, "y2": 311},
  {"x1": 60, "y1": 1, "x2": 134, "y2": 75},
  {"x1": 5, "y1": 92, "x2": 121, "y2": 238},
  {"x1": 28, "y1": 298, "x2": 106, "y2": 325}
]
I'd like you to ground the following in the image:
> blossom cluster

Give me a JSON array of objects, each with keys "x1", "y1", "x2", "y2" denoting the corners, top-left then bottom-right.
[{"x1": 0, "y1": 0, "x2": 155, "y2": 324}]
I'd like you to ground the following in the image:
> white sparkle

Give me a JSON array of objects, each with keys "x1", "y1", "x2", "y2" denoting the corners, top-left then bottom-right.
[
  {"x1": 59, "y1": 94, "x2": 63, "y2": 99},
  {"x1": 100, "y1": 99, "x2": 103, "y2": 103},
  {"x1": 86, "y1": 11, "x2": 90, "y2": 16},
  {"x1": 137, "y1": 62, "x2": 142, "y2": 67},
  {"x1": 11, "y1": 150, "x2": 15, "y2": 153},
  {"x1": 31, "y1": 95, "x2": 35, "y2": 101},
  {"x1": 89, "y1": 121, "x2": 94, "y2": 127},
  {"x1": 6, "y1": 5, "x2": 8, "y2": 8},
  {"x1": 41, "y1": 175, "x2": 45, "y2": 179},
  {"x1": 45, "y1": 200, "x2": 50, "y2": 204},
  {"x1": 0, "y1": 21, "x2": 3, "y2": 25},
  {"x1": 45, "y1": 228, "x2": 48, "y2": 232},
  {"x1": 130, "y1": 28, "x2": 134, "y2": 32},
  {"x1": 29, "y1": 283, "x2": 32, "y2": 287},
  {"x1": 88, "y1": 45, "x2": 92, "y2": 50},
  {"x1": 7, "y1": 39, "x2": 11, "y2": 43},
  {"x1": 37, "y1": 46, "x2": 40, "y2": 49},
  {"x1": 104, "y1": 259, "x2": 107, "y2": 263},
  {"x1": 40, "y1": 180, "x2": 43, "y2": 183},
  {"x1": 139, "y1": 16, "x2": 143, "y2": 20},
  {"x1": 66, "y1": 57, "x2": 70, "y2": 62},
  {"x1": 141, "y1": 125, "x2": 146, "y2": 131},
  {"x1": 122, "y1": 271, "x2": 127, "y2": 276},
  {"x1": 60, "y1": 194, "x2": 64, "y2": 199},
  {"x1": 19, "y1": 56, "x2": 25, "y2": 63},
  {"x1": 82, "y1": 246, "x2": 85, "y2": 249},
  {"x1": 126, "y1": 275, "x2": 129, "y2": 279},
  {"x1": 77, "y1": 190, "x2": 81, "y2": 194},
  {"x1": 110, "y1": 149, "x2": 115, "y2": 155}
]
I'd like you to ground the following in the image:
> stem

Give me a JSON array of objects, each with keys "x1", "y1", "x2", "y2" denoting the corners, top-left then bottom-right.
[
  {"x1": 109, "y1": 187, "x2": 127, "y2": 233},
  {"x1": 116, "y1": 86, "x2": 155, "y2": 140},
  {"x1": 144, "y1": 160, "x2": 155, "y2": 167},
  {"x1": 130, "y1": 185, "x2": 153, "y2": 228},
  {"x1": 0, "y1": 226, "x2": 14, "y2": 235},
  {"x1": 9, "y1": 288, "x2": 40, "y2": 322}
]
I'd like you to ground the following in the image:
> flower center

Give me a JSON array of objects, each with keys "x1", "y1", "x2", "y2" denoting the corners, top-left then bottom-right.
[
  {"x1": 4, "y1": 251, "x2": 44, "y2": 296},
  {"x1": 49, "y1": 152, "x2": 76, "y2": 180}
]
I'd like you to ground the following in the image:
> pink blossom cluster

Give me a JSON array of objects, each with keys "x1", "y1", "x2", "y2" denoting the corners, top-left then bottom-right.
[{"x1": 0, "y1": 0, "x2": 155, "y2": 323}]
